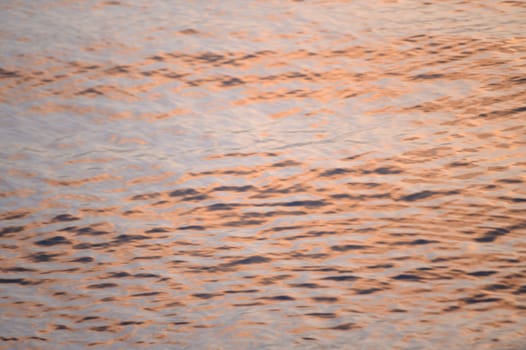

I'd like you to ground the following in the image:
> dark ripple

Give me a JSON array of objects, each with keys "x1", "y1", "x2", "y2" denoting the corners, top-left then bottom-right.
[
  {"x1": 35, "y1": 236, "x2": 71, "y2": 246},
  {"x1": 467, "y1": 271, "x2": 497, "y2": 277},
  {"x1": 363, "y1": 167, "x2": 402, "y2": 175},
  {"x1": 271, "y1": 200, "x2": 326, "y2": 208},
  {"x1": 51, "y1": 214, "x2": 80, "y2": 222},
  {"x1": 114, "y1": 234, "x2": 150, "y2": 243},
  {"x1": 62, "y1": 226, "x2": 110, "y2": 236},
  {"x1": 26, "y1": 252, "x2": 60, "y2": 262},
  {"x1": 412, "y1": 73, "x2": 444, "y2": 80},
  {"x1": 213, "y1": 185, "x2": 255, "y2": 192},
  {"x1": 474, "y1": 227, "x2": 510, "y2": 242},
  {"x1": 320, "y1": 168, "x2": 351, "y2": 176},
  {"x1": 306, "y1": 312, "x2": 336, "y2": 319},
  {"x1": 331, "y1": 244, "x2": 368, "y2": 251},
  {"x1": 399, "y1": 190, "x2": 459, "y2": 202},
  {"x1": 1, "y1": 211, "x2": 29, "y2": 220},
  {"x1": 193, "y1": 293, "x2": 222, "y2": 299},
  {"x1": 206, "y1": 203, "x2": 241, "y2": 211},
  {"x1": 290, "y1": 283, "x2": 322, "y2": 289},
  {"x1": 132, "y1": 292, "x2": 162, "y2": 297},
  {"x1": 226, "y1": 255, "x2": 271, "y2": 266},
  {"x1": 131, "y1": 192, "x2": 160, "y2": 200},
  {"x1": 354, "y1": 288, "x2": 383, "y2": 295},
  {"x1": 169, "y1": 188, "x2": 201, "y2": 197},
  {"x1": 462, "y1": 294, "x2": 501, "y2": 304},
  {"x1": 0, "y1": 278, "x2": 34, "y2": 285},
  {"x1": 224, "y1": 289, "x2": 259, "y2": 294},
  {"x1": 177, "y1": 225, "x2": 206, "y2": 230},
  {"x1": 223, "y1": 219, "x2": 266, "y2": 227},
  {"x1": 3, "y1": 267, "x2": 35, "y2": 272},
  {"x1": 260, "y1": 295, "x2": 295, "y2": 301},
  {"x1": 394, "y1": 239, "x2": 438, "y2": 246},
  {"x1": 312, "y1": 297, "x2": 339, "y2": 303},
  {"x1": 484, "y1": 284, "x2": 510, "y2": 291},
  {"x1": 392, "y1": 274, "x2": 422, "y2": 282},
  {"x1": 0, "y1": 225, "x2": 24, "y2": 236},
  {"x1": 330, "y1": 323, "x2": 355, "y2": 330},
  {"x1": 71, "y1": 257, "x2": 93, "y2": 263},
  {"x1": 145, "y1": 227, "x2": 170, "y2": 233},
  {"x1": 88, "y1": 283, "x2": 118, "y2": 289},
  {"x1": 322, "y1": 275, "x2": 358, "y2": 281}
]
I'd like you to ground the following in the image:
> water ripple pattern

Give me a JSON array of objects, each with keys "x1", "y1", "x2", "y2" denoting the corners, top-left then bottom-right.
[{"x1": 1, "y1": 1, "x2": 525, "y2": 349}]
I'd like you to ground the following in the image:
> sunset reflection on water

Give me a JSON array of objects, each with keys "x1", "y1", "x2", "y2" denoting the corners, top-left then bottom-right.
[{"x1": 1, "y1": 0, "x2": 525, "y2": 349}]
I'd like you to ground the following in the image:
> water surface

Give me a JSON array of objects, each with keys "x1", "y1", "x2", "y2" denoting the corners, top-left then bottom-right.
[{"x1": 1, "y1": 0, "x2": 525, "y2": 349}]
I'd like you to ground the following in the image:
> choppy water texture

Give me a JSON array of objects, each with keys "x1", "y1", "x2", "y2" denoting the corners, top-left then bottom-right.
[{"x1": 1, "y1": 0, "x2": 526, "y2": 349}]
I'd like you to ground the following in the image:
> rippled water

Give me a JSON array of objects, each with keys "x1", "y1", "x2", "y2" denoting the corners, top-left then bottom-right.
[{"x1": 1, "y1": 1, "x2": 526, "y2": 349}]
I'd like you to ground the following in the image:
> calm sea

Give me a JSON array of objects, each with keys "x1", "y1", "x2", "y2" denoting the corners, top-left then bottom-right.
[{"x1": 1, "y1": 1, "x2": 525, "y2": 349}]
